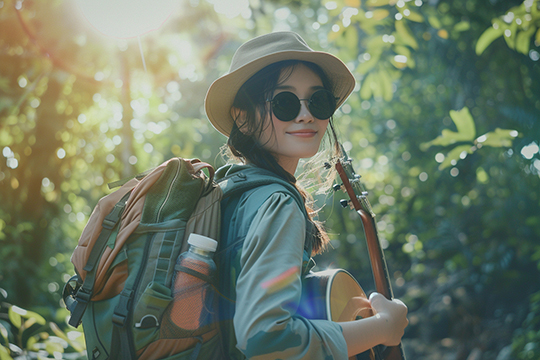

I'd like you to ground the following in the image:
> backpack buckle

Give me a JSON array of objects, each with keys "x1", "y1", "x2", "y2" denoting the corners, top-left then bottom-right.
[
  {"x1": 102, "y1": 201, "x2": 126, "y2": 230},
  {"x1": 67, "y1": 287, "x2": 92, "y2": 328},
  {"x1": 112, "y1": 289, "x2": 134, "y2": 327}
]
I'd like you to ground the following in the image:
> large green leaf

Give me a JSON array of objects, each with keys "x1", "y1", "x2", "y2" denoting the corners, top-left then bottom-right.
[
  {"x1": 476, "y1": 24, "x2": 504, "y2": 55},
  {"x1": 421, "y1": 107, "x2": 476, "y2": 149}
]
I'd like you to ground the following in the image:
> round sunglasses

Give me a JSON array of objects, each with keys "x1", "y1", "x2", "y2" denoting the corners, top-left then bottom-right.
[{"x1": 266, "y1": 89, "x2": 338, "y2": 122}]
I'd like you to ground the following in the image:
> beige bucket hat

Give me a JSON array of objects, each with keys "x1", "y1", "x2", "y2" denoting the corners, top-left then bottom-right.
[{"x1": 204, "y1": 31, "x2": 356, "y2": 137}]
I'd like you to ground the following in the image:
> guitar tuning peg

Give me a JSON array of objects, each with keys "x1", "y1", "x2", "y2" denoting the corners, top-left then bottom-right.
[
  {"x1": 323, "y1": 162, "x2": 332, "y2": 170},
  {"x1": 339, "y1": 199, "x2": 349, "y2": 208},
  {"x1": 332, "y1": 184, "x2": 342, "y2": 192}
]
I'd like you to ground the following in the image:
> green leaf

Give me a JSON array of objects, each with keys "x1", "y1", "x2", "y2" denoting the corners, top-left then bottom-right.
[
  {"x1": 0, "y1": 323, "x2": 8, "y2": 343},
  {"x1": 378, "y1": 69, "x2": 394, "y2": 101},
  {"x1": 395, "y1": 20, "x2": 419, "y2": 49},
  {"x1": 515, "y1": 26, "x2": 536, "y2": 55},
  {"x1": 371, "y1": 73, "x2": 384, "y2": 99},
  {"x1": 26, "y1": 336, "x2": 38, "y2": 351},
  {"x1": 476, "y1": 25, "x2": 504, "y2": 55},
  {"x1": 476, "y1": 167, "x2": 489, "y2": 184},
  {"x1": 8, "y1": 306, "x2": 46, "y2": 330},
  {"x1": 356, "y1": 54, "x2": 380, "y2": 74},
  {"x1": 503, "y1": 22, "x2": 519, "y2": 50},
  {"x1": 439, "y1": 144, "x2": 473, "y2": 169},
  {"x1": 454, "y1": 21, "x2": 471, "y2": 32},
  {"x1": 450, "y1": 107, "x2": 476, "y2": 139},
  {"x1": 360, "y1": 72, "x2": 375, "y2": 100},
  {"x1": 421, "y1": 107, "x2": 476, "y2": 150},
  {"x1": 428, "y1": 16, "x2": 442, "y2": 29},
  {"x1": 476, "y1": 128, "x2": 518, "y2": 148},
  {"x1": 8, "y1": 307, "x2": 22, "y2": 329},
  {"x1": 49, "y1": 322, "x2": 86, "y2": 352},
  {"x1": 394, "y1": 45, "x2": 412, "y2": 58},
  {"x1": 0, "y1": 344, "x2": 12, "y2": 360},
  {"x1": 403, "y1": 9, "x2": 424, "y2": 23},
  {"x1": 44, "y1": 339, "x2": 64, "y2": 355}
]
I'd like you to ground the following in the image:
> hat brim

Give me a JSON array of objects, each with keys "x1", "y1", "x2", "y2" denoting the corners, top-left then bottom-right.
[{"x1": 205, "y1": 49, "x2": 355, "y2": 137}]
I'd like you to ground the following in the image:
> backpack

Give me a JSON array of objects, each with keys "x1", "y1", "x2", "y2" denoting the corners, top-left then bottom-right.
[{"x1": 62, "y1": 157, "x2": 303, "y2": 360}]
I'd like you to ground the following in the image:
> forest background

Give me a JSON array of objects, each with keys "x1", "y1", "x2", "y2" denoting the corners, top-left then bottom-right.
[{"x1": 1, "y1": 0, "x2": 539, "y2": 359}]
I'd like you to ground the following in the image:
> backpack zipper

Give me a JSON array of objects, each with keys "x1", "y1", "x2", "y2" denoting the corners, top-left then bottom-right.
[{"x1": 156, "y1": 158, "x2": 181, "y2": 222}]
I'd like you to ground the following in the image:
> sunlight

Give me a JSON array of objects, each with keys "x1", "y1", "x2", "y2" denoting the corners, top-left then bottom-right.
[
  {"x1": 207, "y1": 0, "x2": 250, "y2": 19},
  {"x1": 75, "y1": 0, "x2": 180, "y2": 39}
]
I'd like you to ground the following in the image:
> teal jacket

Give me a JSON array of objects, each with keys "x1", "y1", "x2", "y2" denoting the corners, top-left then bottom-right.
[{"x1": 214, "y1": 164, "x2": 348, "y2": 360}]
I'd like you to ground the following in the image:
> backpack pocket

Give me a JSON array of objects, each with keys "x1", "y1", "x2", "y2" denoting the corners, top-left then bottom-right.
[
  {"x1": 132, "y1": 281, "x2": 173, "y2": 349},
  {"x1": 82, "y1": 298, "x2": 118, "y2": 360}
]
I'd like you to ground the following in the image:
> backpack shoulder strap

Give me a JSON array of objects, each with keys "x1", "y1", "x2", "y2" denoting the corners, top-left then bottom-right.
[
  {"x1": 217, "y1": 167, "x2": 316, "y2": 251},
  {"x1": 218, "y1": 167, "x2": 304, "y2": 209}
]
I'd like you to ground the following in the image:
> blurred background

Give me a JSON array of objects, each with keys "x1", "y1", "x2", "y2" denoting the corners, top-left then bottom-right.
[{"x1": 0, "y1": 0, "x2": 539, "y2": 359}]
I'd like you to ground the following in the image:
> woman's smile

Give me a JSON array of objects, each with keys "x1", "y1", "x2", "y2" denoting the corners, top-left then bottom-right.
[{"x1": 286, "y1": 129, "x2": 318, "y2": 138}]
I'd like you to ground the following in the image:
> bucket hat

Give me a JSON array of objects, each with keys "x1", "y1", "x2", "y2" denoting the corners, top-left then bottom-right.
[{"x1": 204, "y1": 31, "x2": 356, "y2": 137}]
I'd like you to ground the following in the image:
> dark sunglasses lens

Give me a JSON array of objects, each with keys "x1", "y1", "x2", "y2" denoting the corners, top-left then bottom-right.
[
  {"x1": 272, "y1": 92, "x2": 300, "y2": 121},
  {"x1": 309, "y1": 90, "x2": 336, "y2": 120}
]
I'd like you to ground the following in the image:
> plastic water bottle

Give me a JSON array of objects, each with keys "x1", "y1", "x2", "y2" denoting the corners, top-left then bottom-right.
[{"x1": 169, "y1": 233, "x2": 218, "y2": 330}]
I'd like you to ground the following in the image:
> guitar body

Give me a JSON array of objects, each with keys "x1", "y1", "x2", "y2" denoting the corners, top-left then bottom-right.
[{"x1": 298, "y1": 269, "x2": 380, "y2": 360}]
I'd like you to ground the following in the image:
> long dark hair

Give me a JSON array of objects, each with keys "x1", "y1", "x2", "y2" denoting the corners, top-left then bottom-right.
[{"x1": 225, "y1": 60, "x2": 340, "y2": 254}]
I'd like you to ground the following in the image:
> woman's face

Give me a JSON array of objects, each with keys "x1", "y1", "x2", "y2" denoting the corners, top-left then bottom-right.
[{"x1": 258, "y1": 64, "x2": 330, "y2": 175}]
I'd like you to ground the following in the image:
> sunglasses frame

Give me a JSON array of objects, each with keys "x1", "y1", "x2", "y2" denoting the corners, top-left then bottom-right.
[{"x1": 266, "y1": 89, "x2": 339, "y2": 122}]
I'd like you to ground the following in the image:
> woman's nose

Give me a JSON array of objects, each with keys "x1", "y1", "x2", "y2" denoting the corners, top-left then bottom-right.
[{"x1": 295, "y1": 100, "x2": 314, "y2": 123}]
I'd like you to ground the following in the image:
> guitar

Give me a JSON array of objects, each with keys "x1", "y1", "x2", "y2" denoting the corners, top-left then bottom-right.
[{"x1": 298, "y1": 147, "x2": 406, "y2": 360}]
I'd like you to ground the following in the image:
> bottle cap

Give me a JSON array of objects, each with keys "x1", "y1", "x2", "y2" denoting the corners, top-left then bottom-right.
[{"x1": 188, "y1": 233, "x2": 218, "y2": 252}]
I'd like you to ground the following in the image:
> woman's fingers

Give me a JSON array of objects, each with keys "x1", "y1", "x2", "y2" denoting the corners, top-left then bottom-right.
[{"x1": 368, "y1": 292, "x2": 409, "y2": 346}]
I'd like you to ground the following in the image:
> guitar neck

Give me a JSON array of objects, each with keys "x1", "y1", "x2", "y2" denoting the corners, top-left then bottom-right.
[
  {"x1": 357, "y1": 210, "x2": 394, "y2": 300},
  {"x1": 335, "y1": 154, "x2": 406, "y2": 360}
]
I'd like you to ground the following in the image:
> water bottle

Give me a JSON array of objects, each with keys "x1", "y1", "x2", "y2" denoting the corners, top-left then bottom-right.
[{"x1": 168, "y1": 233, "x2": 218, "y2": 330}]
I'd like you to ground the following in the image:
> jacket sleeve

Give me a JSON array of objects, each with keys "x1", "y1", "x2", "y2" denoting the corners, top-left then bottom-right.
[{"x1": 233, "y1": 192, "x2": 348, "y2": 360}]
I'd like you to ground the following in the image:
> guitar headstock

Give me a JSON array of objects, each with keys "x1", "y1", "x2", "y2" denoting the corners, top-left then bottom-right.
[{"x1": 334, "y1": 144, "x2": 375, "y2": 218}]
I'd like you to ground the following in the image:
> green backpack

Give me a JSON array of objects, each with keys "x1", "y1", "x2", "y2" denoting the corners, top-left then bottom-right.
[{"x1": 62, "y1": 158, "x2": 301, "y2": 360}]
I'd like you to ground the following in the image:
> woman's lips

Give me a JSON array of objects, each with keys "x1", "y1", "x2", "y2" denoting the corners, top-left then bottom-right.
[{"x1": 287, "y1": 130, "x2": 317, "y2": 138}]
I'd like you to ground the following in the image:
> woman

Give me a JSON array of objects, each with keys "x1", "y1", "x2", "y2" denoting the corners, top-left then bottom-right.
[{"x1": 205, "y1": 31, "x2": 408, "y2": 359}]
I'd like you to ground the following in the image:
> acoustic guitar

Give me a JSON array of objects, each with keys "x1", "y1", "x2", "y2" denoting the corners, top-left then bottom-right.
[{"x1": 298, "y1": 147, "x2": 406, "y2": 360}]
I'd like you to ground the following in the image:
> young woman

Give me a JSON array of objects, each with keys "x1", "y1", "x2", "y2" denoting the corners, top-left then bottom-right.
[{"x1": 205, "y1": 31, "x2": 408, "y2": 360}]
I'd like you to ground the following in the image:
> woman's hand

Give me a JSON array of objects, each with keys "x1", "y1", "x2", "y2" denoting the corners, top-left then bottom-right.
[
  {"x1": 368, "y1": 292, "x2": 409, "y2": 346},
  {"x1": 339, "y1": 292, "x2": 408, "y2": 356}
]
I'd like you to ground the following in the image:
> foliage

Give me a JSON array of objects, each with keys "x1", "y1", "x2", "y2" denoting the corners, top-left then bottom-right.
[
  {"x1": 0, "y1": 0, "x2": 539, "y2": 359},
  {"x1": 476, "y1": 0, "x2": 540, "y2": 56},
  {"x1": 0, "y1": 289, "x2": 85, "y2": 359},
  {"x1": 421, "y1": 107, "x2": 519, "y2": 169},
  {"x1": 511, "y1": 291, "x2": 540, "y2": 359}
]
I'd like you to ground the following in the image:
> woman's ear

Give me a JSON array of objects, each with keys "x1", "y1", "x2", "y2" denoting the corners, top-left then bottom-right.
[{"x1": 231, "y1": 107, "x2": 249, "y2": 134}]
